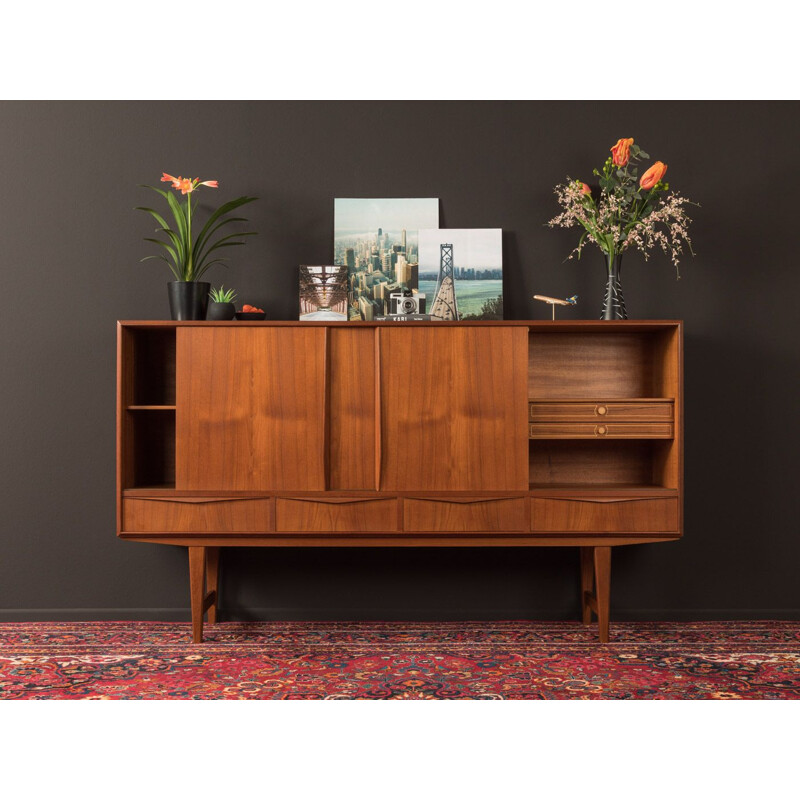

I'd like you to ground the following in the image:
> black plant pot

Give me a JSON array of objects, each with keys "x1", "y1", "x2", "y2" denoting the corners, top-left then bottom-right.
[
  {"x1": 167, "y1": 281, "x2": 210, "y2": 321},
  {"x1": 207, "y1": 301, "x2": 236, "y2": 321}
]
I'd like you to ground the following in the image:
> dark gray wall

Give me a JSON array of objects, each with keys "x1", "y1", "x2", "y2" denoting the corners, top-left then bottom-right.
[{"x1": 1, "y1": 101, "x2": 798, "y2": 620}]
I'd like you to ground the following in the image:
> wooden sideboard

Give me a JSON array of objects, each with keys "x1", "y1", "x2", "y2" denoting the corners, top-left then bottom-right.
[{"x1": 117, "y1": 320, "x2": 683, "y2": 642}]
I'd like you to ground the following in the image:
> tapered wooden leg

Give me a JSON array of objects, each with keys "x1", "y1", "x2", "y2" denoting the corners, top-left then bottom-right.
[
  {"x1": 579, "y1": 547, "x2": 594, "y2": 624},
  {"x1": 205, "y1": 547, "x2": 220, "y2": 625},
  {"x1": 594, "y1": 546, "x2": 612, "y2": 643},
  {"x1": 188, "y1": 546, "x2": 206, "y2": 644}
]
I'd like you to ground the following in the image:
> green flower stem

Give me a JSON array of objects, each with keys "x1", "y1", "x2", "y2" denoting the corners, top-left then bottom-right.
[{"x1": 186, "y1": 191, "x2": 192, "y2": 280}]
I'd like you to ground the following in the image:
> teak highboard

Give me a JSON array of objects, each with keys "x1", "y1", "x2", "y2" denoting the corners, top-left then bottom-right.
[{"x1": 117, "y1": 320, "x2": 683, "y2": 642}]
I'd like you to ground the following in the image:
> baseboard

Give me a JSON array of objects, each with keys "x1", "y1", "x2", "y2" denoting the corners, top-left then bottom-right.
[{"x1": 1, "y1": 608, "x2": 799, "y2": 622}]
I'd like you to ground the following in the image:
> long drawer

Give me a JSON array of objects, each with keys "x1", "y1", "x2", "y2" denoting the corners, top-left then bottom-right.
[
  {"x1": 403, "y1": 497, "x2": 528, "y2": 532},
  {"x1": 532, "y1": 496, "x2": 679, "y2": 533},
  {"x1": 275, "y1": 497, "x2": 398, "y2": 532},
  {"x1": 529, "y1": 422, "x2": 673, "y2": 439},
  {"x1": 123, "y1": 497, "x2": 273, "y2": 533},
  {"x1": 529, "y1": 400, "x2": 673, "y2": 421}
]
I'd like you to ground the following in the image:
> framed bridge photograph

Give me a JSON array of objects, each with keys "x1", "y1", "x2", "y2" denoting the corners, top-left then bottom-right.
[
  {"x1": 299, "y1": 265, "x2": 349, "y2": 321},
  {"x1": 417, "y1": 228, "x2": 503, "y2": 320}
]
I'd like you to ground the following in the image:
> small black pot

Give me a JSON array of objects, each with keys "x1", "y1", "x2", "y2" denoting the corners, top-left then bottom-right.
[
  {"x1": 167, "y1": 281, "x2": 210, "y2": 321},
  {"x1": 207, "y1": 301, "x2": 236, "y2": 321}
]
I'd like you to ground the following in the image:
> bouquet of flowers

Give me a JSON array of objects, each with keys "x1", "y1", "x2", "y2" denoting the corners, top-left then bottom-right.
[{"x1": 548, "y1": 138, "x2": 695, "y2": 278}]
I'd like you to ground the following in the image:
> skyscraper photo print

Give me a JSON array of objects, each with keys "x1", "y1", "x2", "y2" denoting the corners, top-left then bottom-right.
[{"x1": 334, "y1": 198, "x2": 439, "y2": 320}]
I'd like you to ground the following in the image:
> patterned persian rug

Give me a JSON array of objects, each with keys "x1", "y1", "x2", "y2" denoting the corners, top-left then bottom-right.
[{"x1": 1, "y1": 621, "x2": 798, "y2": 700}]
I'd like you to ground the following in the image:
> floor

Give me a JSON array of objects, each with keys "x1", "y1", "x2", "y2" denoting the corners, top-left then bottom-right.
[{"x1": 1, "y1": 620, "x2": 798, "y2": 699}]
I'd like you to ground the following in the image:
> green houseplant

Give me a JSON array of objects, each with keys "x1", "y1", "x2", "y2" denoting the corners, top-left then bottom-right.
[
  {"x1": 137, "y1": 173, "x2": 257, "y2": 320},
  {"x1": 207, "y1": 286, "x2": 238, "y2": 321}
]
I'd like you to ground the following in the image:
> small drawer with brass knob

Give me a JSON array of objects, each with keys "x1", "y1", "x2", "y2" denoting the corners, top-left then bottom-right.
[
  {"x1": 529, "y1": 400, "x2": 674, "y2": 422},
  {"x1": 529, "y1": 422, "x2": 674, "y2": 439}
]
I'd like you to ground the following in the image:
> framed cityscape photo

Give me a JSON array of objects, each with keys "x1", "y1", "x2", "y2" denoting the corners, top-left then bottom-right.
[
  {"x1": 334, "y1": 198, "x2": 439, "y2": 320},
  {"x1": 299, "y1": 265, "x2": 349, "y2": 321},
  {"x1": 417, "y1": 228, "x2": 503, "y2": 320}
]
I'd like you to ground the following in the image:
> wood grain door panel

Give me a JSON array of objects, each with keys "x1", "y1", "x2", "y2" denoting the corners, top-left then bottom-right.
[
  {"x1": 275, "y1": 497, "x2": 398, "y2": 532},
  {"x1": 123, "y1": 497, "x2": 273, "y2": 532},
  {"x1": 404, "y1": 497, "x2": 528, "y2": 532},
  {"x1": 176, "y1": 328, "x2": 326, "y2": 491},
  {"x1": 532, "y1": 497, "x2": 678, "y2": 532},
  {"x1": 379, "y1": 326, "x2": 528, "y2": 491},
  {"x1": 329, "y1": 328, "x2": 377, "y2": 490}
]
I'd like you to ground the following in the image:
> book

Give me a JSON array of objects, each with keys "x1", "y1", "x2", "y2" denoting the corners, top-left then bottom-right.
[{"x1": 374, "y1": 314, "x2": 433, "y2": 322}]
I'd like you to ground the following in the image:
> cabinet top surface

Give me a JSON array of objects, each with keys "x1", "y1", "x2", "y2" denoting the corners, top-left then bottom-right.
[{"x1": 119, "y1": 320, "x2": 682, "y2": 331}]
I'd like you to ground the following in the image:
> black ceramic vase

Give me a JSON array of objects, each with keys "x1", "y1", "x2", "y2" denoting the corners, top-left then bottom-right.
[
  {"x1": 600, "y1": 254, "x2": 627, "y2": 320},
  {"x1": 167, "y1": 281, "x2": 210, "y2": 321},
  {"x1": 207, "y1": 301, "x2": 236, "y2": 321}
]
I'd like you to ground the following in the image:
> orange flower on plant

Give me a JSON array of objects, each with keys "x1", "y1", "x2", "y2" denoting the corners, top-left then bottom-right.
[
  {"x1": 581, "y1": 182, "x2": 592, "y2": 196},
  {"x1": 640, "y1": 161, "x2": 668, "y2": 190},
  {"x1": 175, "y1": 177, "x2": 195, "y2": 195},
  {"x1": 160, "y1": 172, "x2": 182, "y2": 189},
  {"x1": 160, "y1": 173, "x2": 219, "y2": 194},
  {"x1": 610, "y1": 137, "x2": 634, "y2": 167}
]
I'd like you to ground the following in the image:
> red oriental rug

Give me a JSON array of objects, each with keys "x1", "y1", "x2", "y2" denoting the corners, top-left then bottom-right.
[{"x1": 1, "y1": 620, "x2": 798, "y2": 700}]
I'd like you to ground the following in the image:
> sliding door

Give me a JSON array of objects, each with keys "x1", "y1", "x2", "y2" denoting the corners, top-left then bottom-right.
[
  {"x1": 379, "y1": 326, "x2": 528, "y2": 491},
  {"x1": 176, "y1": 327, "x2": 326, "y2": 491}
]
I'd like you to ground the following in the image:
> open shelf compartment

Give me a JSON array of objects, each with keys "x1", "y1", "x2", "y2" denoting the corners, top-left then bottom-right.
[
  {"x1": 528, "y1": 328, "x2": 679, "y2": 400},
  {"x1": 128, "y1": 410, "x2": 176, "y2": 489},
  {"x1": 526, "y1": 325, "x2": 681, "y2": 495},
  {"x1": 529, "y1": 439, "x2": 679, "y2": 492},
  {"x1": 119, "y1": 326, "x2": 177, "y2": 491},
  {"x1": 131, "y1": 328, "x2": 176, "y2": 406}
]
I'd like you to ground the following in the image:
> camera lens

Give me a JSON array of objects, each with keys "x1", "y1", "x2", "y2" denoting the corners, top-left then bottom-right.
[{"x1": 400, "y1": 298, "x2": 415, "y2": 313}]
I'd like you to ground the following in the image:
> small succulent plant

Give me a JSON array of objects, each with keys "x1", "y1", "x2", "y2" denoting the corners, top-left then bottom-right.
[{"x1": 209, "y1": 286, "x2": 237, "y2": 304}]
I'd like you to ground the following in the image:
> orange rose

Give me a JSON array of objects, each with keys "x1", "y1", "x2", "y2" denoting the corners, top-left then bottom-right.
[
  {"x1": 610, "y1": 137, "x2": 634, "y2": 167},
  {"x1": 581, "y1": 182, "x2": 591, "y2": 195},
  {"x1": 640, "y1": 161, "x2": 668, "y2": 190}
]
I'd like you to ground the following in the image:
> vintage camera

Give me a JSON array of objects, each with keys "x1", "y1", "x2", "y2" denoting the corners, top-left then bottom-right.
[{"x1": 389, "y1": 288, "x2": 426, "y2": 315}]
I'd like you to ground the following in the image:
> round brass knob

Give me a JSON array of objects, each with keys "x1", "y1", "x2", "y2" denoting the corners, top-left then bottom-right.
[
  {"x1": 596, "y1": 405, "x2": 608, "y2": 416},
  {"x1": 596, "y1": 425, "x2": 608, "y2": 436}
]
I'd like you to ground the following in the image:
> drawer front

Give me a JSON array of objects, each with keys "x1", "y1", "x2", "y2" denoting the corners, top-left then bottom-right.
[
  {"x1": 123, "y1": 497, "x2": 273, "y2": 533},
  {"x1": 275, "y1": 497, "x2": 398, "y2": 532},
  {"x1": 532, "y1": 497, "x2": 678, "y2": 533},
  {"x1": 529, "y1": 422, "x2": 673, "y2": 439},
  {"x1": 404, "y1": 497, "x2": 528, "y2": 532},
  {"x1": 530, "y1": 401, "x2": 673, "y2": 421}
]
